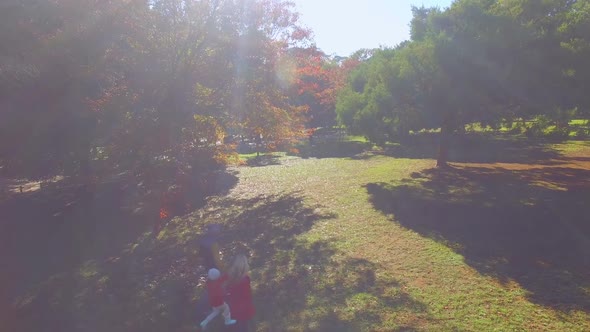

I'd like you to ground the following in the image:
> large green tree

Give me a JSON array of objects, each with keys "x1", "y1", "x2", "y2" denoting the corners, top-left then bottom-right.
[
  {"x1": 336, "y1": 0, "x2": 590, "y2": 167},
  {"x1": 0, "y1": 0, "x2": 312, "y2": 185}
]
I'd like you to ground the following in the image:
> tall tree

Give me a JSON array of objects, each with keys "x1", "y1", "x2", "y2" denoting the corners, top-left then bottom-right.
[
  {"x1": 0, "y1": 0, "x2": 313, "y2": 184},
  {"x1": 288, "y1": 46, "x2": 359, "y2": 128},
  {"x1": 337, "y1": 0, "x2": 590, "y2": 167}
]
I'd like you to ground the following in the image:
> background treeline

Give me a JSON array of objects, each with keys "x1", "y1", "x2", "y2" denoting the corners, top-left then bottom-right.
[
  {"x1": 0, "y1": 0, "x2": 356, "y2": 191},
  {"x1": 336, "y1": 0, "x2": 590, "y2": 166},
  {"x1": 1, "y1": 0, "x2": 589, "y2": 185}
]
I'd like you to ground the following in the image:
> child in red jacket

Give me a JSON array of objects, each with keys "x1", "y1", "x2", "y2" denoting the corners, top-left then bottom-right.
[
  {"x1": 200, "y1": 268, "x2": 236, "y2": 329},
  {"x1": 226, "y1": 255, "x2": 256, "y2": 332}
]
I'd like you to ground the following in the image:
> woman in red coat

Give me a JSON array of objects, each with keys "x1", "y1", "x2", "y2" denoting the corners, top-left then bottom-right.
[{"x1": 226, "y1": 255, "x2": 255, "y2": 332}]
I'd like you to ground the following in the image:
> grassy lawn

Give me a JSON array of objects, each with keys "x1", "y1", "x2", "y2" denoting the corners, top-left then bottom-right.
[
  {"x1": 3, "y1": 136, "x2": 590, "y2": 331},
  {"x1": 466, "y1": 119, "x2": 589, "y2": 139}
]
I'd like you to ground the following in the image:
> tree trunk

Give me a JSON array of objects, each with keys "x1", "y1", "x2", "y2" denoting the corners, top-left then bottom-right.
[
  {"x1": 437, "y1": 122, "x2": 450, "y2": 168},
  {"x1": 256, "y1": 135, "x2": 262, "y2": 157}
]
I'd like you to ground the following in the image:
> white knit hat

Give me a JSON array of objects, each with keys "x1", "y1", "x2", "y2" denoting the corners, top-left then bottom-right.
[{"x1": 208, "y1": 268, "x2": 221, "y2": 280}]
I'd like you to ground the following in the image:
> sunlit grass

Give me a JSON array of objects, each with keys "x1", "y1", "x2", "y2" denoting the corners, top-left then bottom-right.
[
  {"x1": 7, "y1": 136, "x2": 590, "y2": 331},
  {"x1": 230, "y1": 142, "x2": 589, "y2": 331},
  {"x1": 344, "y1": 135, "x2": 370, "y2": 143},
  {"x1": 570, "y1": 119, "x2": 588, "y2": 126},
  {"x1": 465, "y1": 119, "x2": 589, "y2": 137}
]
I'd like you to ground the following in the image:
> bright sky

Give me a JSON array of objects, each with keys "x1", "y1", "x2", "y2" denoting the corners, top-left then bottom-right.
[{"x1": 293, "y1": 0, "x2": 454, "y2": 56}]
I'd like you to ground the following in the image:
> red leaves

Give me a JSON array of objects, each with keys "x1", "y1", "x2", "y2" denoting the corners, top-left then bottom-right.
[
  {"x1": 288, "y1": 46, "x2": 360, "y2": 126},
  {"x1": 84, "y1": 83, "x2": 130, "y2": 112},
  {"x1": 291, "y1": 26, "x2": 312, "y2": 42},
  {"x1": 159, "y1": 208, "x2": 169, "y2": 220},
  {"x1": 159, "y1": 187, "x2": 187, "y2": 220}
]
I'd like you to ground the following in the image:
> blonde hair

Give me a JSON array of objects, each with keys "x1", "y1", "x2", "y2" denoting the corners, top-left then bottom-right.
[{"x1": 227, "y1": 254, "x2": 249, "y2": 285}]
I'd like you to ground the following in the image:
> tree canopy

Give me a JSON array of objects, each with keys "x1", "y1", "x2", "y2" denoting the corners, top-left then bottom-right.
[
  {"x1": 2, "y1": 0, "x2": 589, "y2": 176},
  {"x1": 0, "y1": 0, "x2": 343, "y2": 184},
  {"x1": 336, "y1": 0, "x2": 590, "y2": 166}
]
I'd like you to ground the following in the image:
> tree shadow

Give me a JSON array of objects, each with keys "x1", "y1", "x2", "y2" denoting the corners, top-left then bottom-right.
[
  {"x1": 366, "y1": 165, "x2": 590, "y2": 312},
  {"x1": 202, "y1": 192, "x2": 434, "y2": 331},
  {"x1": 6, "y1": 190, "x2": 438, "y2": 332},
  {"x1": 293, "y1": 140, "x2": 372, "y2": 159},
  {"x1": 291, "y1": 132, "x2": 568, "y2": 165},
  {"x1": 377, "y1": 133, "x2": 565, "y2": 164},
  {"x1": 2, "y1": 192, "x2": 318, "y2": 331},
  {"x1": 253, "y1": 243, "x2": 431, "y2": 332},
  {"x1": 245, "y1": 154, "x2": 283, "y2": 167},
  {"x1": 1, "y1": 170, "x2": 238, "y2": 332}
]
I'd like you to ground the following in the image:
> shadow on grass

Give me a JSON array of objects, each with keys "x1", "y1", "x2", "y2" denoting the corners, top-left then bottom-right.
[
  {"x1": 292, "y1": 132, "x2": 570, "y2": 165},
  {"x1": 207, "y1": 192, "x2": 432, "y2": 331},
  {"x1": 366, "y1": 165, "x2": 590, "y2": 312},
  {"x1": 253, "y1": 243, "x2": 430, "y2": 332},
  {"x1": 293, "y1": 140, "x2": 372, "y2": 159},
  {"x1": 244, "y1": 154, "x2": 283, "y2": 167},
  {"x1": 0, "y1": 170, "x2": 238, "y2": 332},
  {"x1": 377, "y1": 133, "x2": 566, "y2": 164},
  {"x1": 5, "y1": 189, "x2": 437, "y2": 332}
]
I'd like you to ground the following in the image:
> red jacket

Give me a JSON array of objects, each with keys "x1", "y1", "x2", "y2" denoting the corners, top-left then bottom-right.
[
  {"x1": 226, "y1": 276, "x2": 255, "y2": 321},
  {"x1": 207, "y1": 275, "x2": 228, "y2": 307}
]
